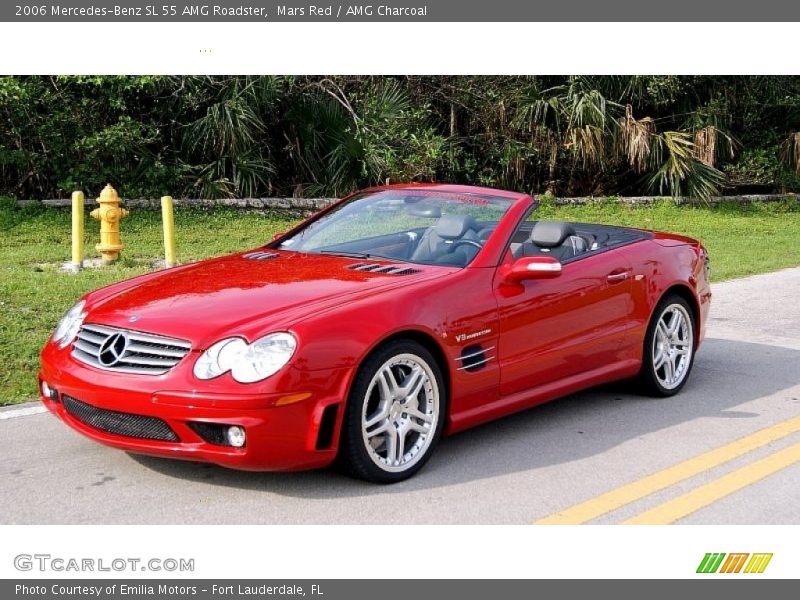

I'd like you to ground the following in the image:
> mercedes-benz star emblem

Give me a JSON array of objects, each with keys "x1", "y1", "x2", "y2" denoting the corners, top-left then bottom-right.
[{"x1": 98, "y1": 332, "x2": 128, "y2": 367}]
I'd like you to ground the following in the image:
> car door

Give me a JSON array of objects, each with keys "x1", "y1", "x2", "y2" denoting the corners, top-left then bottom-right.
[{"x1": 494, "y1": 246, "x2": 635, "y2": 397}]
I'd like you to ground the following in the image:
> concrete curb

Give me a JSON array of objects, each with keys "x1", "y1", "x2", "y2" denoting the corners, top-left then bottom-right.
[
  {"x1": 0, "y1": 400, "x2": 41, "y2": 412},
  {"x1": 0, "y1": 401, "x2": 46, "y2": 420}
]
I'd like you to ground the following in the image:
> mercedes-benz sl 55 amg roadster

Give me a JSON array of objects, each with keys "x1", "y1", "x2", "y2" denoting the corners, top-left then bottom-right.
[{"x1": 40, "y1": 184, "x2": 711, "y2": 482}]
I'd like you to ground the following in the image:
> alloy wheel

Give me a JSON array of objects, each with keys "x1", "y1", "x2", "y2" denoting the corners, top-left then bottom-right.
[
  {"x1": 652, "y1": 303, "x2": 694, "y2": 390},
  {"x1": 360, "y1": 353, "x2": 439, "y2": 473}
]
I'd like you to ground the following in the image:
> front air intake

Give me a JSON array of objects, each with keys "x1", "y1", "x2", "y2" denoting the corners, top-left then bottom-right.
[{"x1": 62, "y1": 395, "x2": 179, "y2": 442}]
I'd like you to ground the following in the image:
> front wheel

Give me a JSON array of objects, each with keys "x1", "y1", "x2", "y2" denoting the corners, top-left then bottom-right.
[
  {"x1": 340, "y1": 340, "x2": 446, "y2": 483},
  {"x1": 638, "y1": 295, "x2": 696, "y2": 397}
]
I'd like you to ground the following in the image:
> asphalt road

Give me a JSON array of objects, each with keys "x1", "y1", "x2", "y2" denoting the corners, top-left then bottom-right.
[{"x1": 3, "y1": 268, "x2": 800, "y2": 525}]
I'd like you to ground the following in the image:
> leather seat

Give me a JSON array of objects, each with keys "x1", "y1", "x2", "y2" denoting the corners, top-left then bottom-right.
[
  {"x1": 513, "y1": 221, "x2": 588, "y2": 262},
  {"x1": 411, "y1": 214, "x2": 479, "y2": 264}
]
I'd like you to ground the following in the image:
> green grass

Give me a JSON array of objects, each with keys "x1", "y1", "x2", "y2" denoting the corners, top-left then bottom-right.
[{"x1": 2, "y1": 197, "x2": 800, "y2": 405}]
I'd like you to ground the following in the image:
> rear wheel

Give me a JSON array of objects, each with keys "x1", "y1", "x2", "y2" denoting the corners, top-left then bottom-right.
[
  {"x1": 638, "y1": 295, "x2": 696, "y2": 396},
  {"x1": 340, "y1": 340, "x2": 445, "y2": 483}
]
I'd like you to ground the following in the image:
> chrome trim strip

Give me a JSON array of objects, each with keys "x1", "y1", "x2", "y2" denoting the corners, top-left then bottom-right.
[
  {"x1": 454, "y1": 346, "x2": 495, "y2": 362},
  {"x1": 124, "y1": 342, "x2": 186, "y2": 358},
  {"x1": 118, "y1": 355, "x2": 177, "y2": 368},
  {"x1": 456, "y1": 356, "x2": 494, "y2": 371},
  {"x1": 81, "y1": 323, "x2": 119, "y2": 335},
  {"x1": 77, "y1": 329, "x2": 105, "y2": 345},
  {"x1": 73, "y1": 339, "x2": 99, "y2": 355}
]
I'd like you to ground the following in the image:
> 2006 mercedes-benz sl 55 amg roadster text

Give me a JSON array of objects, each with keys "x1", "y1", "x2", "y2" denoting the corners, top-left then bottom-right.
[{"x1": 40, "y1": 184, "x2": 711, "y2": 482}]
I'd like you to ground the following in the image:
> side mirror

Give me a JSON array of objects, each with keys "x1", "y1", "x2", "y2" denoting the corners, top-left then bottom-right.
[
  {"x1": 272, "y1": 231, "x2": 285, "y2": 241},
  {"x1": 504, "y1": 256, "x2": 562, "y2": 283}
]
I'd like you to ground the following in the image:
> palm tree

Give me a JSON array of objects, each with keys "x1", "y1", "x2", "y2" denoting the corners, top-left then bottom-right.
[
  {"x1": 511, "y1": 76, "x2": 735, "y2": 200},
  {"x1": 181, "y1": 76, "x2": 278, "y2": 198}
]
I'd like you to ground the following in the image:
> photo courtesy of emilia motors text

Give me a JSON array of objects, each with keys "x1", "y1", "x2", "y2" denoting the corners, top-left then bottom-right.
[{"x1": 1, "y1": 1, "x2": 800, "y2": 596}]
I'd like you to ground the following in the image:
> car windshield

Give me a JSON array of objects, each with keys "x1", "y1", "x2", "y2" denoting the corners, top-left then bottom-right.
[{"x1": 276, "y1": 189, "x2": 513, "y2": 267}]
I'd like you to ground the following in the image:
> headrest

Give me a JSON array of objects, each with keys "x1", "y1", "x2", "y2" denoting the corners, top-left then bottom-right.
[
  {"x1": 435, "y1": 214, "x2": 478, "y2": 239},
  {"x1": 531, "y1": 221, "x2": 577, "y2": 248}
]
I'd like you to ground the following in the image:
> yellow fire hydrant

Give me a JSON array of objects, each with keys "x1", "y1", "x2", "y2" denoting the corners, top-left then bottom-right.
[{"x1": 90, "y1": 184, "x2": 129, "y2": 264}]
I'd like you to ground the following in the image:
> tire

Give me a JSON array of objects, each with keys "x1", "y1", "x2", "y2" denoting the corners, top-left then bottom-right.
[
  {"x1": 638, "y1": 294, "x2": 697, "y2": 397},
  {"x1": 340, "y1": 340, "x2": 446, "y2": 483}
]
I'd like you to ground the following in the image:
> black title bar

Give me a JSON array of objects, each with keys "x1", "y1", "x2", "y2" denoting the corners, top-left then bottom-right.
[
  {"x1": 4, "y1": 579, "x2": 799, "y2": 600},
  {"x1": 4, "y1": 0, "x2": 800, "y2": 22}
]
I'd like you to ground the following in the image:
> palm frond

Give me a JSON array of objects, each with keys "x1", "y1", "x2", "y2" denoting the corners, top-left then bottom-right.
[
  {"x1": 188, "y1": 160, "x2": 235, "y2": 199},
  {"x1": 232, "y1": 153, "x2": 275, "y2": 198},
  {"x1": 185, "y1": 97, "x2": 263, "y2": 157},
  {"x1": 780, "y1": 132, "x2": 800, "y2": 175},
  {"x1": 694, "y1": 125, "x2": 736, "y2": 166},
  {"x1": 617, "y1": 105, "x2": 657, "y2": 173},
  {"x1": 365, "y1": 78, "x2": 411, "y2": 122},
  {"x1": 564, "y1": 125, "x2": 607, "y2": 169},
  {"x1": 648, "y1": 131, "x2": 725, "y2": 200}
]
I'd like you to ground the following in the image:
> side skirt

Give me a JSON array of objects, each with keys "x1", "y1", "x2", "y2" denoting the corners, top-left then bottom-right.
[{"x1": 445, "y1": 359, "x2": 641, "y2": 434}]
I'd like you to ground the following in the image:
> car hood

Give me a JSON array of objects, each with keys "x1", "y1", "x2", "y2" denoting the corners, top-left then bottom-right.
[{"x1": 84, "y1": 250, "x2": 445, "y2": 346}]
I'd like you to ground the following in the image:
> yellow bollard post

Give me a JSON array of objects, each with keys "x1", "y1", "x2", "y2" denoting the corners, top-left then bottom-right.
[
  {"x1": 161, "y1": 196, "x2": 177, "y2": 268},
  {"x1": 70, "y1": 191, "x2": 85, "y2": 272},
  {"x1": 90, "y1": 184, "x2": 128, "y2": 264}
]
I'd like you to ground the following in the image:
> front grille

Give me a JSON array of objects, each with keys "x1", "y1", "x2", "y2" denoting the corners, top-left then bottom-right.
[
  {"x1": 62, "y1": 395, "x2": 179, "y2": 442},
  {"x1": 71, "y1": 323, "x2": 191, "y2": 375},
  {"x1": 348, "y1": 263, "x2": 420, "y2": 275}
]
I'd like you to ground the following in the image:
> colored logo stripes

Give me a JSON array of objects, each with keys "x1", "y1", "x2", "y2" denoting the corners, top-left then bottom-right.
[{"x1": 696, "y1": 553, "x2": 772, "y2": 574}]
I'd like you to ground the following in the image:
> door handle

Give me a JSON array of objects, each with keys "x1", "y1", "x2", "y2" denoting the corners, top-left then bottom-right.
[{"x1": 607, "y1": 271, "x2": 629, "y2": 283}]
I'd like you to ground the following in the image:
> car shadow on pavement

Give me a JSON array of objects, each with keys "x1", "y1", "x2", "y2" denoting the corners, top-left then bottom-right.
[{"x1": 128, "y1": 336, "x2": 800, "y2": 505}]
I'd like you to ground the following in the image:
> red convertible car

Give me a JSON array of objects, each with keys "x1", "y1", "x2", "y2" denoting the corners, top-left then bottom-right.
[{"x1": 40, "y1": 184, "x2": 711, "y2": 482}]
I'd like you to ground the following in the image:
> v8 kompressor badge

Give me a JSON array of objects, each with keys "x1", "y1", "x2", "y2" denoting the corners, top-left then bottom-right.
[{"x1": 455, "y1": 329, "x2": 492, "y2": 343}]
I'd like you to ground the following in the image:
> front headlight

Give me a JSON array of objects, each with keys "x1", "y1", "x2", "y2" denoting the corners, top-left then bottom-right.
[
  {"x1": 52, "y1": 300, "x2": 86, "y2": 348},
  {"x1": 193, "y1": 332, "x2": 297, "y2": 383}
]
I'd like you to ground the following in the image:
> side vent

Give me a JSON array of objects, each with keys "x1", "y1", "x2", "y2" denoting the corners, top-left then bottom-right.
[
  {"x1": 316, "y1": 404, "x2": 339, "y2": 450},
  {"x1": 348, "y1": 263, "x2": 420, "y2": 276},
  {"x1": 243, "y1": 251, "x2": 279, "y2": 260},
  {"x1": 456, "y1": 344, "x2": 494, "y2": 372}
]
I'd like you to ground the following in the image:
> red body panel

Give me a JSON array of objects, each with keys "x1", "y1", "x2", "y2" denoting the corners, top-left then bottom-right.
[{"x1": 39, "y1": 185, "x2": 711, "y2": 471}]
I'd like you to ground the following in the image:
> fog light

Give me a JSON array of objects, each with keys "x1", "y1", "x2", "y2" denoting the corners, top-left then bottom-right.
[
  {"x1": 41, "y1": 381, "x2": 58, "y2": 401},
  {"x1": 226, "y1": 426, "x2": 246, "y2": 448}
]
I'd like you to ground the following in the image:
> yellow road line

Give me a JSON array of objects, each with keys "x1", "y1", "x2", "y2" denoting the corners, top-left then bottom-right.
[
  {"x1": 534, "y1": 415, "x2": 800, "y2": 525},
  {"x1": 624, "y1": 442, "x2": 800, "y2": 524}
]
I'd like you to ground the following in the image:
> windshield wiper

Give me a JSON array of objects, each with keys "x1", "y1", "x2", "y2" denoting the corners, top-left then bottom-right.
[
  {"x1": 318, "y1": 250, "x2": 403, "y2": 262},
  {"x1": 319, "y1": 250, "x2": 370, "y2": 258}
]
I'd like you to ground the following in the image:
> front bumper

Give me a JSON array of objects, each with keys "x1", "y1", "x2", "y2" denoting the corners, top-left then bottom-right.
[{"x1": 39, "y1": 349, "x2": 351, "y2": 472}]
